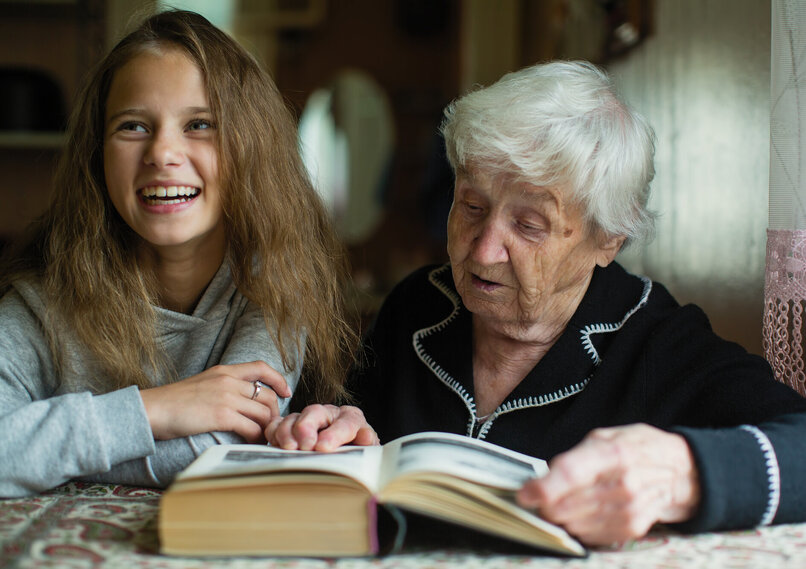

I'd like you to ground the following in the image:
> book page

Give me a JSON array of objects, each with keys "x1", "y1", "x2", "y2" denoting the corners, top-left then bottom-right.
[
  {"x1": 378, "y1": 432, "x2": 548, "y2": 491},
  {"x1": 380, "y1": 473, "x2": 586, "y2": 557},
  {"x1": 175, "y1": 444, "x2": 385, "y2": 492}
]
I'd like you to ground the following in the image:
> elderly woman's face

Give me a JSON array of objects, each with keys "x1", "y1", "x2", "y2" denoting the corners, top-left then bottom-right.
[{"x1": 447, "y1": 169, "x2": 622, "y2": 342}]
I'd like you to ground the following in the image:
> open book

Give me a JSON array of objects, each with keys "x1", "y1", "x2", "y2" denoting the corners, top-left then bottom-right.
[{"x1": 158, "y1": 431, "x2": 586, "y2": 558}]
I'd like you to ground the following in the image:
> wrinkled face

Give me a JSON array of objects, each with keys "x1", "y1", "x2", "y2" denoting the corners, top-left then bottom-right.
[
  {"x1": 103, "y1": 48, "x2": 224, "y2": 258},
  {"x1": 447, "y1": 168, "x2": 622, "y2": 343}
]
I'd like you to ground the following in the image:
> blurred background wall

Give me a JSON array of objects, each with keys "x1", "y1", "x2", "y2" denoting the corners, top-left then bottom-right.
[{"x1": 0, "y1": 0, "x2": 771, "y2": 354}]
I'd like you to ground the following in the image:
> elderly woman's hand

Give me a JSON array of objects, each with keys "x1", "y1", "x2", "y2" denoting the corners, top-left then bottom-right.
[
  {"x1": 516, "y1": 423, "x2": 700, "y2": 546},
  {"x1": 265, "y1": 404, "x2": 380, "y2": 451}
]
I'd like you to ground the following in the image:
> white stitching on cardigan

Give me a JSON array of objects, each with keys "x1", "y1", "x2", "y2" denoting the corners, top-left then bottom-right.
[
  {"x1": 579, "y1": 276, "x2": 652, "y2": 365},
  {"x1": 739, "y1": 425, "x2": 781, "y2": 526},
  {"x1": 413, "y1": 266, "x2": 478, "y2": 435},
  {"x1": 479, "y1": 276, "x2": 653, "y2": 439},
  {"x1": 415, "y1": 266, "x2": 653, "y2": 440},
  {"x1": 476, "y1": 376, "x2": 592, "y2": 439}
]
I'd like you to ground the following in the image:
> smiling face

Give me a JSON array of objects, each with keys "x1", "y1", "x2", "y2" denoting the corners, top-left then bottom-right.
[
  {"x1": 447, "y1": 167, "x2": 623, "y2": 344},
  {"x1": 103, "y1": 47, "x2": 224, "y2": 260}
]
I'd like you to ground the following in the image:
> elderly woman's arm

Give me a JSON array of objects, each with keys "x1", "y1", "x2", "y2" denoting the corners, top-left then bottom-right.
[
  {"x1": 518, "y1": 410, "x2": 806, "y2": 546},
  {"x1": 517, "y1": 320, "x2": 806, "y2": 544},
  {"x1": 672, "y1": 412, "x2": 806, "y2": 532}
]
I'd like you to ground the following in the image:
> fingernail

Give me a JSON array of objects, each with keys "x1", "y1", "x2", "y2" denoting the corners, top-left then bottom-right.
[{"x1": 282, "y1": 440, "x2": 298, "y2": 450}]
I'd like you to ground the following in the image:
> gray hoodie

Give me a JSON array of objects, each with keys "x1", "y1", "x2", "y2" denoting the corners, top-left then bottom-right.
[{"x1": 0, "y1": 262, "x2": 301, "y2": 497}]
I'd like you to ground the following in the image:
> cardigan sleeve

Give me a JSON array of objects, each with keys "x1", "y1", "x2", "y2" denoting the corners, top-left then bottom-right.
[
  {"x1": 635, "y1": 298, "x2": 806, "y2": 532},
  {"x1": 672, "y1": 412, "x2": 806, "y2": 532}
]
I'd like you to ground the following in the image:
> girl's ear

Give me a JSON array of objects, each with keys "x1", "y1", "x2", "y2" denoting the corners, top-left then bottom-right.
[{"x1": 596, "y1": 235, "x2": 626, "y2": 267}]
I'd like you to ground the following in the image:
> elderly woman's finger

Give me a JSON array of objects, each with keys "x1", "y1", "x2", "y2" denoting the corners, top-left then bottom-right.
[
  {"x1": 518, "y1": 430, "x2": 625, "y2": 508},
  {"x1": 282, "y1": 404, "x2": 341, "y2": 450},
  {"x1": 563, "y1": 508, "x2": 655, "y2": 547},
  {"x1": 312, "y1": 405, "x2": 379, "y2": 451},
  {"x1": 265, "y1": 405, "x2": 379, "y2": 452},
  {"x1": 550, "y1": 478, "x2": 671, "y2": 546},
  {"x1": 518, "y1": 424, "x2": 700, "y2": 546},
  {"x1": 265, "y1": 413, "x2": 301, "y2": 449},
  {"x1": 353, "y1": 424, "x2": 381, "y2": 446},
  {"x1": 265, "y1": 405, "x2": 345, "y2": 450}
]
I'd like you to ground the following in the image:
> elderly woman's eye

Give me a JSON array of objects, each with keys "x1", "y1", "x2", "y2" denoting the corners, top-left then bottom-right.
[{"x1": 518, "y1": 220, "x2": 544, "y2": 233}]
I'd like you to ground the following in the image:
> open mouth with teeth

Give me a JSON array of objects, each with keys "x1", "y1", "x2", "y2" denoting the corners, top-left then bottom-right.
[{"x1": 139, "y1": 185, "x2": 200, "y2": 206}]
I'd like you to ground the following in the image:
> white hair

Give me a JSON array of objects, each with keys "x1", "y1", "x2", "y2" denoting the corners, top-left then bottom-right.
[{"x1": 440, "y1": 60, "x2": 656, "y2": 244}]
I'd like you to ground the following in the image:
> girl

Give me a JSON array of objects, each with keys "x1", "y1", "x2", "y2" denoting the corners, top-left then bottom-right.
[{"x1": 0, "y1": 10, "x2": 356, "y2": 496}]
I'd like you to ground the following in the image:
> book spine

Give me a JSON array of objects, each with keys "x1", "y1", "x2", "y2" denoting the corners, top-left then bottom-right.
[{"x1": 368, "y1": 496, "x2": 379, "y2": 555}]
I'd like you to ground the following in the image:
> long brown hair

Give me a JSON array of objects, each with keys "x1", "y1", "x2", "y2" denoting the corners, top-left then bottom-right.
[{"x1": 0, "y1": 10, "x2": 356, "y2": 401}]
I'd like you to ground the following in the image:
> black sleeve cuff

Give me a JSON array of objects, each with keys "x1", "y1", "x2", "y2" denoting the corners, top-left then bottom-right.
[{"x1": 669, "y1": 425, "x2": 774, "y2": 533}]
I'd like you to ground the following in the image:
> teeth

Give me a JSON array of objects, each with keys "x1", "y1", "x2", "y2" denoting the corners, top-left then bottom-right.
[
  {"x1": 141, "y1": 185, "x2": 198, "y2": 198},
  {"x1": 140, "y1": 185, "x2": 200, "y2": 206},
  {"x1": 152, "y1": 198, "x2": 190, "y2": 205}
]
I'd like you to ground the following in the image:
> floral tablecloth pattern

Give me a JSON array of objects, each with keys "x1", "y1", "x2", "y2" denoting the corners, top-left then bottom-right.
[{"x1": 2, "y1": 483, "x2": 806, "y2": 568}]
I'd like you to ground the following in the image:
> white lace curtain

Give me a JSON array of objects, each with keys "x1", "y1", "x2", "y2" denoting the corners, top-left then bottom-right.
[{"x1": 764, "y1": 0, "x2": 806, "y2": 395}]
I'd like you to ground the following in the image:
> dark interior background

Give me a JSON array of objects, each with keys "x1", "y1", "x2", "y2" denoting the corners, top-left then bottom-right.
[{"x1": 0, "y1": 0, "x2": 771, "y2": 356}]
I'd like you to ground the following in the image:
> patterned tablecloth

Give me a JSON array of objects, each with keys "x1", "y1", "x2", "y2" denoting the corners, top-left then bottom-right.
[{"x1": 3, "y1": 482, "x2": 806, "y2": 569}]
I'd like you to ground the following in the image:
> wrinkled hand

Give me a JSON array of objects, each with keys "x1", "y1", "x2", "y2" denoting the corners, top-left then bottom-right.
[
  {"x1": 516, "y1": 424, "x2": 700, "y2": 546},
  {"x1": 140, "y1": 361, "x2": 291, "y2": 443},
  {"x1": 265, "y1": 404, "x2": 380, "y2": 451}
]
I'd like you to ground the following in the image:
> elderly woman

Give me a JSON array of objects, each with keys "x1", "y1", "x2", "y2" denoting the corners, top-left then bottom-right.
[{"x1": 268, "y1": 61, "x2": 806, "y2": 546}]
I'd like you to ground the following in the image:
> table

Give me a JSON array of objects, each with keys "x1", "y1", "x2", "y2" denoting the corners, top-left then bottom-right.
[{"x1": 3, "y1": 482, "x2": 806, "y2": 568}]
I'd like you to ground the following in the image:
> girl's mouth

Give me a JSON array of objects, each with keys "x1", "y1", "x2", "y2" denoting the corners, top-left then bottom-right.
[{"x1": 139, "y1": 185, "x2": 200, "y2": 206}]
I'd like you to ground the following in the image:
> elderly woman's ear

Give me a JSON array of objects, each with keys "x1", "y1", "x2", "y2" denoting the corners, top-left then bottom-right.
[{"x1": 595, "y1": 235, "x2": 626, "y2": 268}]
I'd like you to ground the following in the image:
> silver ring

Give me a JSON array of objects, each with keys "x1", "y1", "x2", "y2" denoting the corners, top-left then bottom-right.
[{"x1": 251, "y1": 380, "x2": 266, "y2": 400}]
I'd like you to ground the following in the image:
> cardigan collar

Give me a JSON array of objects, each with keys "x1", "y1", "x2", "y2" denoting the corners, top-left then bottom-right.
[{"x1": 413, "y1": 263, "x2": 652, "y2": 435}]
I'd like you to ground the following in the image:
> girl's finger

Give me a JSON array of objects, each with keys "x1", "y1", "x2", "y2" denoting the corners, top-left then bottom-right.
[
  {"x1": 243, "y1": 380, "x2": 280, "y2": 418},
  {"x1": 230, "y1": 361, "x2": 292, "y2": 398}
]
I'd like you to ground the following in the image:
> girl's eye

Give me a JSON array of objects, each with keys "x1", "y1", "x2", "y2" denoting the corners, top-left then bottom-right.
[
  {"x1": 187, "y1": 119, "x2": 214, "y2": 131},
  {"x1": 118, "y1": 122, "x2": 147, "y2": 133}
]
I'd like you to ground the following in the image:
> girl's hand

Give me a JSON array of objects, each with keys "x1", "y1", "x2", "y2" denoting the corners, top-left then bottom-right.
[
  {"x1": 140, "y1": 361, "x2": 291, "y2": 442},
  {"x1": 516, "y1": 424, "x2": 700, "y2": 546},
  {"x1": 265, "y1": 404, "x2": 380, "y2": 451}
]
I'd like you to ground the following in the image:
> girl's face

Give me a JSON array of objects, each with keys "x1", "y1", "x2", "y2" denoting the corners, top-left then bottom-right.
[{"x1": 103, "y1": 47, "x2": 224, "y2": 260}]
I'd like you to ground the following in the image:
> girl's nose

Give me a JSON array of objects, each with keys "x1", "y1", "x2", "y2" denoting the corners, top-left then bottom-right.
[{"x1": 144, "y1": 130, "x2": 185, "y2": 168}]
